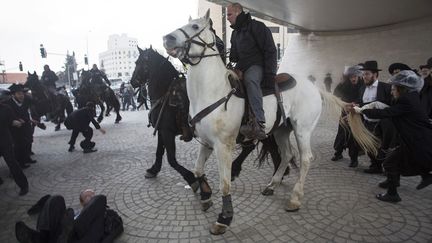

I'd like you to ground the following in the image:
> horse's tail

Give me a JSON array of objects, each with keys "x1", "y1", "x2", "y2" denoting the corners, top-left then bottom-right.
[
  {"x1": 318, "y1": 89, "x2": 380, "y2": 156},
  {"x1": 257, "y1": 135, "x2": 297, "y2": 174}
]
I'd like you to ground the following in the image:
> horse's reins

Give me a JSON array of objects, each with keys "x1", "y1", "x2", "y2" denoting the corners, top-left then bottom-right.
[{"x1": 177, "y1": 22, "x2": 221, "y2": 66}]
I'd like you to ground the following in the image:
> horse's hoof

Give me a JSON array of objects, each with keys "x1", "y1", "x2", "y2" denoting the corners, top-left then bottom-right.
[
  {"x1": 201, "y1": 200, "x2": 213, "y2": 212},
  {"x1": 115, "y1": 120, "x2": 120, "y2": 124},
  {"x1": 285, "y1": 202, "x2": 300, "y2": 212},
  {"x1": 190, "y1": 181, "x2": 199, "y2": 193},
  {"x1": 144, "y1": 172, "x2": 157, "y2": 178},
  {"x1": 262, "y1": 188, "x2": 274, "y2": 196},
  {"x1": 209, "y1": 222, "x2": 228, "y2": 235}
]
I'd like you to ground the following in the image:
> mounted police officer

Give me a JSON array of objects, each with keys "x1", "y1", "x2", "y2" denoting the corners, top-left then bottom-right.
[
  {"x1": 41, "y1": 65, "x2": 59, "y2": 94},
  {"x1": 90, "y1": 64, "x2": 111, "y2": 88},
  {"x1": 227, "y1": 2, "x2": 277, "y2": 140}
]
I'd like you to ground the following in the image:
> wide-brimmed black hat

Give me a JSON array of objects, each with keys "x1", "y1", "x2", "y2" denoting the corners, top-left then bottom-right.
[
  {"x1": 388, "y1": 63, "x2": 412, "y2": 74},
  {"x1": 360, "y1": 60, "x2": 381, "y2": 72},
  {"x1": 8, "y1": 83, "x2": 29, "y2": 93}
]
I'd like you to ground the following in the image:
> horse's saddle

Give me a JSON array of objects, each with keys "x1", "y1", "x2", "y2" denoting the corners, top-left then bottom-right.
[{"x1": 228, "y1": 72, "x2": 296, "y2": 98}]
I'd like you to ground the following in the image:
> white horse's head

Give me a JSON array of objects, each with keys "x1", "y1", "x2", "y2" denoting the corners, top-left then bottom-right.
[{"x1": 163, "y1": 10, "x2": 216, "y2": 64}]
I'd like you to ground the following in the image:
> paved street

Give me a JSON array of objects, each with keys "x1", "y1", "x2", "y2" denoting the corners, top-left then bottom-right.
[{"x1": 1, "y1": 109, "x2": 431, "y2": 243}]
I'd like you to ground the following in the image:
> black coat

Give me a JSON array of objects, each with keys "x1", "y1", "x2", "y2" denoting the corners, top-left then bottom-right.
[
  {"x1": 0, "y1": 104, "x2": 15, "y2": 148},
  {"x1": 65, "y1": 107, "x2": 100, "y2": 131},
  {"x1": 420, "y1": 75, "x2": 432, "y2": 118},
  {"x1": 359, "y1": 81, "x2": 392, "y2": 106},
  {"x1": 362, "y1": 92, "x2": 432, "y2": 176},
  {"x1": 229, "y1": 12, "x2": 277, "y2": 87},
  {"x1": 5, "y1": 98, "x2": 33, "y2": 142},
  {"x1": 41, "y1": 70, "x2": 58, "y2": 88}
]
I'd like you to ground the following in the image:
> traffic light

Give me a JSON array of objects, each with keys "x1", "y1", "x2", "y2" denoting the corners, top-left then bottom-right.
[
  {"x1": 40, "y1": 44, "x2": 47, "y2": 58},
  {"x1": 19, "y1": 62, "x2": 23, "y2": 71},
  {"x1": 84, "y1": 55, "x2": 88, "y2": 65}
]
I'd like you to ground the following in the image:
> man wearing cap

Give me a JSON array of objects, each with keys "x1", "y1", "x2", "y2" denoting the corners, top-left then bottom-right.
[
  {"x1": 0, "y1": 88, "x2": 29, "y2": 196},
  {"x1": 64, "y1": 102, "x2": 106, "y2": 153},
  {"x1": 388, "y1": 63, "x2": 412, "y2": 76},
  {"x1": 419, "y1": 63, "x2": 432, "y2": 119},
  {"x1": 352, "y1": 70, "x2": 432, "y2": 202},
  {"x1": 41, "y1": 65, "x2": 59, "y2": 94},
  {"x1": 331, "y1": 65, "x2": 363, "y2": 167},
  {"x1": 358, "y1": 61, "x2": 394, "y2": 174},
  {"x1": 5, "y1": 84, "x2": 37, "y2": 168}
]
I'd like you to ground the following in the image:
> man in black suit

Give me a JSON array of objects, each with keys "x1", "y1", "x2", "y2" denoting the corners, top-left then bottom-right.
[
  {"x1": 5, "y1": 84, "x2": 37, "y2": 168},
  {"x1": 358, "y1": 61, "x2": 395, "y2": 174},
  {"x1": 64, "y1": 102, "x2": 106, "y2": 153},
  {"x1": 0, "y1": 88, "x2": 29, "y2": 196}
]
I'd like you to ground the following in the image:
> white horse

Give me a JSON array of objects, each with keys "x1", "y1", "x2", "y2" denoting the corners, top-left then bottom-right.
[{"x1": 163, "y1": 10, "x2": 376, "y2": 235}]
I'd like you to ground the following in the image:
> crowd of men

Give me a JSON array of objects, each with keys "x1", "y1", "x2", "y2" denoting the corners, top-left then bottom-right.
[{"x1": 332, "y1": 59, "x2": 432, "y2": 202}]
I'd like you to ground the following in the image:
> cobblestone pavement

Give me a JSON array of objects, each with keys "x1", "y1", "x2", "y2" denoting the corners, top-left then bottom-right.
[{"x1": 1, "y1": 109, "x2": 431, "y2": 243}]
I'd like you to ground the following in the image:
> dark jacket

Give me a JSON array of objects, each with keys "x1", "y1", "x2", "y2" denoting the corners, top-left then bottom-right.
[
  {"x1": 229, "y1": 12, "x2": 277, "y2": 86},
  {"x1": 90, "y1": 69, "x2": 111, "y2": 86},
  {"x1": 5, "y1": 97, "x2": 33, "y2": 138},
  {"x1": 65, "y1": 107, "x2": 100, "y2": 131},
  {"x1": 0, "y1": 104, "x2": 15, "y2": 148},
  {"x1": 41, "y1": 70, "x2": 59, "y2": 88},
  {"x1": 333, "y1": 80, "x2": 363, "y2": 103},
  {"x1": 362, "y1": 92, "x2": 432, "y2": 176},
  {"x1": 420, "y1": 75, "x2": 432, "y2": 118},
  {"x1": 359, "y1": 81, "x2": 392, "y2": 106}
]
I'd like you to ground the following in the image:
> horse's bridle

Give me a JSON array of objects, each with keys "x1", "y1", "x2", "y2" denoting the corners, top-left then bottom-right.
[{"x1": 177, "y1": 22, "x2": 220, "y2": 66}]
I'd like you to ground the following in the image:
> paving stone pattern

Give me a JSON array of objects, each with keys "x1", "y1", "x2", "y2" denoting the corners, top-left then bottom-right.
[{"x1": 1, "y1": 110, "x2": 431, "y2": 243}]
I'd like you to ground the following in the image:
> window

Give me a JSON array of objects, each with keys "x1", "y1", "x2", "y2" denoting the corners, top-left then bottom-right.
[
  {"x1": 118, "y1": 72, "x2": 122, "y2": 77},
  {"x1": 268, "y1": 27, "x2": 279, "y2": 33},
  {"x1": 125, "y1": 72, "x2": 129, "y2": 76}
]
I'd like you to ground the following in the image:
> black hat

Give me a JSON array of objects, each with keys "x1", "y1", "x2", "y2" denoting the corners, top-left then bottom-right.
[
  {"x1": 8, "y1": 83, "x2": 29, "y2": 93},
  {"x1": 388, "y1": 63, "x2": 412, "y2": 74},
  {"x1": 427, "y1": 57, "x2": 432, "y2": 66},
  {"x1": 360, "y1": 60, "x2": 381, "y2": 72}
]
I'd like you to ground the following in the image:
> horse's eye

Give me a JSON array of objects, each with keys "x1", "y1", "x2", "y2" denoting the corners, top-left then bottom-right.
[{"x1": 192, "y1": 24, "x2": 199, "y2": 30}]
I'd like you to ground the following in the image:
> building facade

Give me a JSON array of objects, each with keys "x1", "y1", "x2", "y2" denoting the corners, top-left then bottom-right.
[{"x1": 99, "y1": 34, "x2": 139, "y2": 82}]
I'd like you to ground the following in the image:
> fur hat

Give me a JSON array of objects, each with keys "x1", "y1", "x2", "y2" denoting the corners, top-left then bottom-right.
[
  {"x1": 344, "y1": 65, "x2": 363, "y2": 77},
  {"x1": 389, "y1": 70, "x2": 424, "y2": 92}
]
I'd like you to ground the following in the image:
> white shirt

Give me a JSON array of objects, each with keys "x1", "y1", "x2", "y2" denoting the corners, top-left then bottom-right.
[{"x1": 362, "y1": 80, "x2": 380, "y2": 122}]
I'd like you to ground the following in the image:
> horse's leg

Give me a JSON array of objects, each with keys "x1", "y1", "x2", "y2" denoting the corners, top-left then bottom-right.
[
  {"x1": 97, "y1": 101, "x2": 104, "y2": 123},
  {"x1": 285, "y1": 126, "x2": 313, "y2": 212},
  {"x1": 231, "y1": 141, "x2": 255, "y2": 181},
  {"x1": 114, "y1": 98, "x2": 122, "y2": 123},
  {"x1": 105, "y1": 104, "x2": 112, "y2": 116},
  {"x1": 160, "y1": 130, "x2": 198, "y2": 191},
  {"x1": 145, "y1": 132, "x2": 165, "y2": 178},
  {"x1": 210, "y1": 142, "x2": 235, "y2": 235},
  {"x1": 262, "y1": 127, "x2": 293, "y2": 196},
  {"x1": 194, "y1": 144, "x2": 213, "y2": 211}
]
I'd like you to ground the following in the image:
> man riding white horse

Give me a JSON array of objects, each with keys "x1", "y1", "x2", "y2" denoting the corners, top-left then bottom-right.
[{"x1": 228, "y1": 3, "x2": 277, "y2": 140}]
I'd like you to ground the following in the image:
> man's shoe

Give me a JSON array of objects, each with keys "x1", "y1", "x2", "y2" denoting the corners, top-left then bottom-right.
[
  {"x1": 416, "y1": 175, "x2": 432, "y2": 190},
  {"x1": 83, "y1": 148, "x2": 97, "y2": 154},
  {"x1": 27, "y1": 195, "x2": 51, "y2": 215},
  {"x1": 145, "y1": 171, "x2": 157, "y2": 178},
  {"x1": 19, "y1": 187, "x2": 29, "y2": 196},
  {"x1": 364, "y1": 167, "x2": 383, "y2": 174},
  {"x1": 349, "y1": 160, "x2": 358, "y2": 168},
  {"x1": 68, "y1": 146, "x2": 75, "y2": 152},
  {"x1": 15, "y1": 221, "x2": 40, "y2": 243},
  {"x1": 331, "y1": 154, "x2": 343, "y2": 161},
  {"x1": 376, "y1": 192, "x2": 401, "y2": 203},
  {"x1": 37, "y1": 123, "x2": 46, "y2": 130}
]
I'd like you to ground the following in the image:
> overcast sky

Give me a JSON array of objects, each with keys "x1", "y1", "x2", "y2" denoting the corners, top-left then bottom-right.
[{"x1": 0, "y1": 0, "x2": 198, "y2": 74}]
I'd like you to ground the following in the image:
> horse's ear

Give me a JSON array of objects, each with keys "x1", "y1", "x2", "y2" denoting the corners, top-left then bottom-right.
[
  {"x1": 149, "y1": 45, "x2": 152, "y2": 50},
  {"x1": 27, "y1": 71, "x2": 31, "y2": 75},
  {"x1": 33, "y1": 71, "x2": 36, "y2": 75},
  {"x1": 188, "y1": 16, "x2": 192, "y2": 22},
  {"x1": 204, "y1": 9, "x2": 210, "y2": 20},
  {"x1": 137, "y1": 46, "x2": 143, "y2": 53}
]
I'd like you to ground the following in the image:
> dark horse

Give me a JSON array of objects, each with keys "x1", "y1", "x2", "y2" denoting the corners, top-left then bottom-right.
[
  {"x1": 25, "y1": 72, "x2": 73, "y2": 131},
  {"x1": 130, "y1": 47, "x2": 289, "y2": 198},
  {"x1": 73, "y1": 70, "x2": 122, "y2": 123},
  {"x1": 130, "y1": 47, "x2": 200, "y2": 192}
]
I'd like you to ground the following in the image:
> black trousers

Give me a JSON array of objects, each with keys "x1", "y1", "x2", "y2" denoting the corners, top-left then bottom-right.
[
  {"x1": 364, "y1": 118, "x2": 398, "y2": 168},
  {"x1": 363, "y1": 120, "x2": 383, "y2": 168},
  {"x1": 0, "y1": 145, "x2": 28, "y2": 190},
  {"x1": 36, "y1": 195, "x2": 107, "y2": 243},
  {"x1": 333, "y1": 122, "x2": 359, "y2": 160},
  {"x1": 12, "y1": 126, "x2": 33, "y2": 165},
  {"x1": 69, "y1": 127, "x2": 94, "y2": 149}
]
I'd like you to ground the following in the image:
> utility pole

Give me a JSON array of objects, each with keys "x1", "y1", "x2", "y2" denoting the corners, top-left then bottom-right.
[{"x1": 221, "y1": 6, "x2": 227, "y2": 63}]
